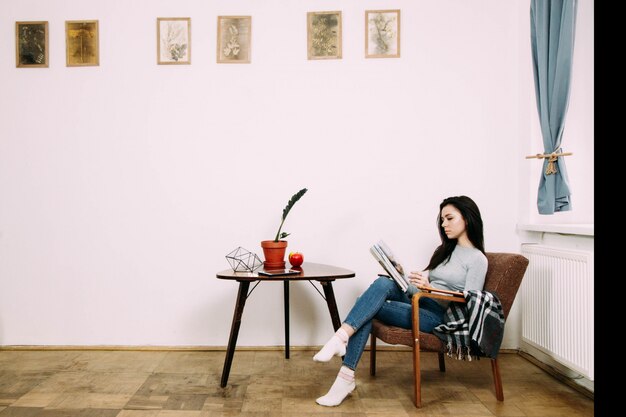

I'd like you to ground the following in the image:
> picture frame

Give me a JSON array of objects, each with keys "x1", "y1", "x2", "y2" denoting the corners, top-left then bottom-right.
[
  {"x1": 307, "y1": 11, "x2": 342, "y2": 60},
  {"x1": 217, "y1": 16, "x2": 252, "y2": 64},
  {"x1": 65, "y1": 20, "x2": 99, "y2": 66},
  {"x1": 365, "y1": 10, "x2": 401, "y2": 59},
  {"x1": 16, "y1": 21, "x2": 49, "y2": 68},
  {"x1": 157, "y1": 17, "x2": 191, "y2": 65}
]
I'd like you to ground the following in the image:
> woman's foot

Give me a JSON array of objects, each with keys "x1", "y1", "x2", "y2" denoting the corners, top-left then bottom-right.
[
  {"x1": 313, "y1": 328, "x2": 348, "y2": 362},
  {"x1": 316, "y1": 367, "x2": 356, "y2": 407}
]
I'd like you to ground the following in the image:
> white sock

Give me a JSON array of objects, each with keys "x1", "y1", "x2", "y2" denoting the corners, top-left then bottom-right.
[
  {"x1": 313, "y1": 328, "x2": 349, "y2": 362},
  {"x1": 316, "y1": 366, "x2": 356, "y2": 407}
]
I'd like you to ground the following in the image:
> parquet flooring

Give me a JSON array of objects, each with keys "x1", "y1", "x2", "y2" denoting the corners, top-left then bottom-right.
[{"x1": 0, "y1": 349, "x2": 594, "y2": 416}]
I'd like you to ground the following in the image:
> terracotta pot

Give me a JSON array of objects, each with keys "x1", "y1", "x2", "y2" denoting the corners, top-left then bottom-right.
[{"x1": 260, "y1": 240, "x2": 288, "y2": 269}]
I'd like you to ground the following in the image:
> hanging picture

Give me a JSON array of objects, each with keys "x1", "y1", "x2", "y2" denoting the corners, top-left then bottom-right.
[
  {"x1": 217, "y1": 16, "x2": 252, "y2": 64},
  {"x1": 365, "y1": 10, "x2": 401, "y2": 58},
  {"x1": 65, "y1": 20, "x2": 99, "y2": 66},
  {"x1": 16, "y1": 21, "x2": 49, "y2": 68},
  {"x1": 307, "y1": 11, "x2": 342, "y2": 60},
  {"x1": 157, "y1": 17, "x2": 191, "y2": 64}
]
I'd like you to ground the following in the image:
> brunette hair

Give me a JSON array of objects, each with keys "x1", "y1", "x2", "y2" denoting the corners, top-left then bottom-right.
[{"x1": 425, "y1": 195, "x2": 485, "y2": 271}]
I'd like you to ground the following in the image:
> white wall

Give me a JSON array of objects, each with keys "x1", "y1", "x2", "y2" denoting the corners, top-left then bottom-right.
[{"x1": 0, "y1": 0, "x2": 591, "y2": 351}]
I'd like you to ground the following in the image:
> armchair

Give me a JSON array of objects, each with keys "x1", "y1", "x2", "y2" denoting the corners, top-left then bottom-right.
[{"x1": 369, "y1": 252, "x2": 529, "y2": 407}]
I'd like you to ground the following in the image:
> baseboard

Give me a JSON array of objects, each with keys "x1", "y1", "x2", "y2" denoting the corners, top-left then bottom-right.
[
  {"x1": 0, "y1": 345, "x2": 315, "y2": 352},
  {"x1": 0, "y1": 345, "x2": 263, "y2": 352},
  {"x1": 0, "y1": 345, "x2": 519, "y2": 353}
]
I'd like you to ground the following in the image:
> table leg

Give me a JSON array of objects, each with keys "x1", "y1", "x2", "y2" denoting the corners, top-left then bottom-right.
[
  {"x1": 321, "y1": 281, "x2": 341, "y2": 331},
  {"x1": 284, "y1": 280, "x2": 290, "y2": 359},
  {"x1": 220, "y1": 280, "x2": 250, "y2": 388}
]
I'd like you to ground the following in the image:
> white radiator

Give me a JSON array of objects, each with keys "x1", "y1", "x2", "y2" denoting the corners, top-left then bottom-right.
[{"x1": 520, "y1": 244, "x2": 594, "y2": 380}]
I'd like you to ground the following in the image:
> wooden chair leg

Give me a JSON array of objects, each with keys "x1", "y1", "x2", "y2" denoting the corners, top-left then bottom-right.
[
  {"x1": 438, "y1": 352, "x2": 446, "y2": 372},
  {"x1": 412, "y1": 342, "x2": 422, "y2": 407},
  {"x1": 491, "y1": 358, "x2": 504, "y2": 401},
  {"x1": 369, "y1": 335, "x2": 377, "y2": 376}
]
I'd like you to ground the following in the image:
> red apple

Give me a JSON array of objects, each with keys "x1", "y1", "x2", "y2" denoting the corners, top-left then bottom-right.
[{"x1": 288, "y1": 252, "x2": 304, "y2": 267}]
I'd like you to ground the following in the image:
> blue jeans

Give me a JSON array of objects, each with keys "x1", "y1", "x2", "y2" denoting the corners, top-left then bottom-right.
[{"x1": 341, "y1": 276, "x2": 446, "y2": 371}]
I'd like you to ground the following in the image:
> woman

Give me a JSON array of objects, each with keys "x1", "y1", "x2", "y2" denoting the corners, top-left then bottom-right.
[{"x1": 313, "y1": 195, "x2": 488, "y2": 407}]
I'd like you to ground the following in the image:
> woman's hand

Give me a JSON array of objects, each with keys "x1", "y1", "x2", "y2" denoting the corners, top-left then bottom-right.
[{"x1": 408, "y1": 270, "x2": 429, "y2": 288}]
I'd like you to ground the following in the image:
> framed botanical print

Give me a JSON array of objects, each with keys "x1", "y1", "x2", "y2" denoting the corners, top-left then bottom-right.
[
  {"x1": 157, "y1": 17, "x2": 191, "y2": 64},
  {"x1": 217, "y1": 16, "x2": 252, "y2": 64},
  {"x1": 307, "y1": 11, "x2": 342, "y2": 60},
  {"x1": 65, "y1": 20, "x2": 99, "y2": 66},
  {"x1": 365, "y1": 10, "x2": 401, "y2": 58},
  {"x1": 16, "y1": 21, "x2": 49, "y2": 68}
]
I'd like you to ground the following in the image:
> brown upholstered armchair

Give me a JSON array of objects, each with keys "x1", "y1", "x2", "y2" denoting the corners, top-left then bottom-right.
[{"x1": 369, "y1": 252, "x2": 529, "y2": 407}]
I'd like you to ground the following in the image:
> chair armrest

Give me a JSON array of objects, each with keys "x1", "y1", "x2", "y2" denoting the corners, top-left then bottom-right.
[
  {"x1": 417, "y1": 285, "x2": 464, "y2": 297},
  {"x1": 412, "y1": 290, "x2": 465, "y2": 308}
]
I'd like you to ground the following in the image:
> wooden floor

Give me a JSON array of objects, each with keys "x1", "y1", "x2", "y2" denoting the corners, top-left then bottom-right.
[{"x1": 0, "y1": 349, "x2": 593, "y2": 416}]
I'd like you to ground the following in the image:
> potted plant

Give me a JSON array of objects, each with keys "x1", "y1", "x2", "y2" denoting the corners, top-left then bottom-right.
[{"x1": 261, "y1": 188, "x2": 308, "y2": 269}]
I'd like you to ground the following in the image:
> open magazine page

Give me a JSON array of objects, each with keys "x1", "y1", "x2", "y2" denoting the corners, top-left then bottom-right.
[
  {"x1": 370, "y1": 245, "x2": 408, "y2": 292},
  {"x1": 370, "y1": 240, "x2": 412, "y2": 292},
  {"x1": 377, "y1": 240, "x2": 404, "y2": 275}
]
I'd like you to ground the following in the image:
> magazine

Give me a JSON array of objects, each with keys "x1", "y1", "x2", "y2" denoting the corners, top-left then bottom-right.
[{"x1": 369, "y1": 240, "x2": 411, "y2": 292}]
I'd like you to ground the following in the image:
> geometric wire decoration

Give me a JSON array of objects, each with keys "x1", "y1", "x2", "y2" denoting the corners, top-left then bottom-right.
[{"x1": 225, "y1": 246, "x2": 263, "y2": 272}]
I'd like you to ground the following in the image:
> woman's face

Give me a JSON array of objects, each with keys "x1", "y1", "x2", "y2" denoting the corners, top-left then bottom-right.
[{"x1": 440, "y1": 204, "x2": 467, "y2": 241}]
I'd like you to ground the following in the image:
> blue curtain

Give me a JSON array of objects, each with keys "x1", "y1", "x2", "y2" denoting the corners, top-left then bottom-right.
[{"x1": 530, "y1": 0, "x2": 578, "y2": 214}]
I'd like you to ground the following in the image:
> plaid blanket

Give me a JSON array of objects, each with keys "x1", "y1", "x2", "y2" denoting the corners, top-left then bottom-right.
[{"x1": 432, "y1": 290, "x2": 505, "y2": 361}]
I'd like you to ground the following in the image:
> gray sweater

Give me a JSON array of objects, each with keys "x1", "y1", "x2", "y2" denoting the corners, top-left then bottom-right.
[{"x1": 407, "y1": 245, "x2": 488, "y2": 303}]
